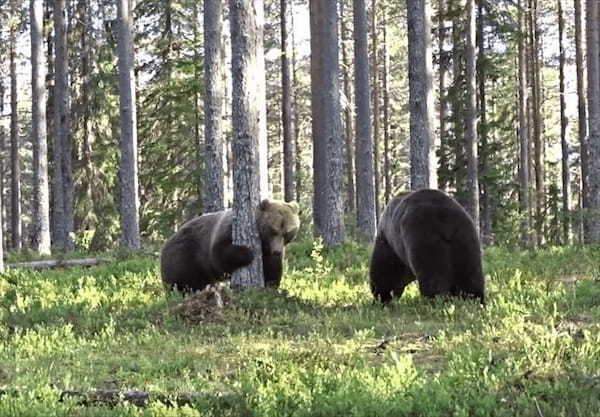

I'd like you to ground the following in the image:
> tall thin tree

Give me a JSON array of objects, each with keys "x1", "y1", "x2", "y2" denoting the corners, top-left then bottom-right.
[
  {"x1": 353, "y1": 0, "x2": 377, "y2": 241},
  {"x1": 558, "y1": 0, "x2": 571, "y2": 244},
  {"x1": 31, "y1": 0, "x2": 51, "y2": 255},
  {"x1": 310, "y1": 0, "x2": 345, "y2": 247},
  {"x1": 117, "y1": 0, "x2": 141, "y2": 250},
  {"x1": 382, "y1": 3, "x2": 391, "y2": 204},
  {"x1": 281, "y1": 0, "x2": 296, "y2": 202},
  {"x1": 464, "y1": 0, "x2": 479, "y2": 230},
  {"x1": 203, "y1": 0, "x2": 225, "y2": 212},
  {"x1": 371, "y1": 0, "x2": 381, "y2": 218},
  {"x1": 406, "y1": 0, "x2": 436, "y2": 190},
  {"x1": 9, "y1": 24, "x2": 21, "y2": 250},
  {"x1": 341, "y1": 0, "x2": 356, "y2": 214},
  {"x1": 229, "y1": 0, "x2": 266, "y2": 287},
  {"x1": 585, "y1": 0, "x2": 600, "y2": 242}
]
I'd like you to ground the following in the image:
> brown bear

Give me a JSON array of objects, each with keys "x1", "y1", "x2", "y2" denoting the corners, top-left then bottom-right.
[
  {"x1": 161, "y1": 199, "x2": 300, "y2": 293},
  {"x1": 370, "y1": 189, "x2": 485, "y2": 304}
]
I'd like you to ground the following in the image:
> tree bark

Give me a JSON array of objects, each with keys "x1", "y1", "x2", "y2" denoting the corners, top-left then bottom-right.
[
  {"x1": 117, "y1": 0, "x2": 141, "y2": 250},
  {"x1": 310, "y1": 0, "x2": 345, "y2": 247},
  {"x1": 518, "y1": 0, "x2": 532, "y2": 247},
  {"x1": 586, "y1": 0, "x2": 600, "y2": 242},
  {"x1": 437, "y1": 0, "x2": 449, "y2": 191},
  {"x1": 382, "y1": 4, "x2": 391, "y2": 205},
  {"x1": 406, "y1": 0, "x2": 436, "y2": 190},
  {"x1": 371, "y1": 0, "x2": 381, "y2": 218},
  {"x1": 281, "y1": 0, "x2": 296, "y2": 202},
  {"x1": 53, "y1": 0, "x2": 74, "y2": 251},
  {"x1": 341, "y1": 0, "x2": 356, "y2": 214},
  {"x1": 9, "y1": 26, "x2": 21, "y2": 250},
  {"x1": 558, "y1": 0, "x2": 571, "y2": 244},
  {"x1": 574, "y1": 0, "x2": 588, "y2": 242},
  {"x1": 203, "y1": 0, "x2": 225, "y2": 212},
  {"x1": 31, "y1": 0, "x2": 52, "y2": 255},
  {"x1": 353, "y1": 0, "x2": 377, "y2": 242},
  {"x1": 464, "y1": 0, "x2": 479, "y2": 231},
  {"x1": 230, "y1": 0, "x2": 265, "y2": 287}
]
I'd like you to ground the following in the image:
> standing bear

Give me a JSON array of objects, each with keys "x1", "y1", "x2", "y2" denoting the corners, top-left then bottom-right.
[
  {"x1": 370, "y1": 189, "x2": 485, "y2": 304},
  {"x1": 161, "y1": 199, "x2": 300, "y2": 293}
]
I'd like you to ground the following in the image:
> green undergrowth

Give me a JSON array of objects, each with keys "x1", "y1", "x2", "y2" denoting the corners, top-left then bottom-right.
[{"x1": 1, "y1": 241, "x2": 599, "y2": 416}]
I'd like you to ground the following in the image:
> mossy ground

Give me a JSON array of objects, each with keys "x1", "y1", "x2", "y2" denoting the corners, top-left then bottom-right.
[{"x1": 1, "y1": 240, "x2": 599, "y2": 416}]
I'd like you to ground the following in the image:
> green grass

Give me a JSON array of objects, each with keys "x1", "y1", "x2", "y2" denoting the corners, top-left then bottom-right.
[{"x1": 1, "y1": 241, "x2": 599, "y2": 416}]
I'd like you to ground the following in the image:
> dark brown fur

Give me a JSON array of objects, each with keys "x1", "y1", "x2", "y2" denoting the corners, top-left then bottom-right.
[
  {"x1": 161, "y1": 199, "x2": 300, "y2": 293},
  {"x1": 370, "y1": 189, "x2": 485, "y2": 304}
]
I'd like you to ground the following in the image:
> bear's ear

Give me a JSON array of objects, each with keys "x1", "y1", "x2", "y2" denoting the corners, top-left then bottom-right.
[
  {"x1": 287, "y1": 201, "x2": 300, "y2": 214},
  {"x1": 259, "y1": 199, "x2": 271, "y2": 211}
]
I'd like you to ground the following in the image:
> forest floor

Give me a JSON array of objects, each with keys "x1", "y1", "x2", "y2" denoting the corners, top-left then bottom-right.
[{"x1": 1, "y1": 240, "x2": 599, "y2": 416}]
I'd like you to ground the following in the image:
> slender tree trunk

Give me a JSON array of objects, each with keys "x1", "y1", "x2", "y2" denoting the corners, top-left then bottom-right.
[
  {"x1": 574, "y1": 0, "x2": 588, "y2": 242},
  {"x1": 229, "y1": 0, "x2": 265, "y2": 287},
  {"x1": 518, "y1": 0, "x2": 531, "y2": 247},
  {"x1": 406, "y1": 0, "x2": 436, "y2": 190},
  {"x1": 256, "y1": 0, "x2": 269, "y2": 200},
  {"x1": 9, "y1": 27, "x2": 21, "y2": 250},
  {"x1": 341, "y1": 0, "x2": 356, "y2": 214},
  {"x1": 558, "y1": 0, "x2": 571, "y2": 244},
  {"x1": 586, "y1": 0, "x2": 600, "y2": 242},
  {"x1": 53, "y1": 0, "x2": 74, "y2": 251},
  {"x1": 117, "y1": 0, "x2": 141, "y2": 250},
  {"x1": 371, "y1": 0, "x2": 381, "y2": 218},
  {"x1": 281, "y1": 0, "x2": 296, "y2": 202},
  {"x1": 291, "y1": 1, "x2": 302, "y2": 202},
  {"x1": 353, "y1": 0, "x2": 377, "y2": 242},
  {"x1": 437, "y1": 0, "x2": 448, "y2": 191},
  {"x1": 451, "y1": 3, "x2": 466, "y2": 201},
  {"x1": 31, "y1": 0, "x2": 51, "y2": 255},
  {"x1": 310, "y1": 0, "x2": 345, "y2": 247},
  {"x1": 382, "y1": 4, "x2": 391, "y2": 204},
  {"x1": 203, "y1": 0, "x2": 225, "y2": 212},
  {"x1": 464, "y1": 0, "x2": 479, "y2": 230}
]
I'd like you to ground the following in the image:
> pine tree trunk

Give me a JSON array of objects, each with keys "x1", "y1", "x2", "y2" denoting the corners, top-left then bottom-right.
[
  {"x1": 406, "y1": 0, "x2": 436, "y2": 190},
  {"x1": 117, "y1": 0, "x2": 141, "y2": 250},
  {"x1": 437, "y1": 0, "x2": 448, "y2": 191},
  {"x1": 586, "y1": 0, "x2": 600, "y2": 242},
  {"x1": 353, "y1": 0, "x2": 377, "y2": 242},
  {"x1": 203, "y1": 0, "x2": 225, "y2": 212},
  {"x1": 229, "y1": 0, "x2": 265, "y2": 287},
  {"x1": 371, "y1": 0, "x2": 381, "y2": 218},
  {"x1": 281, "y1": 0, "x2": 296, "y2": 202},
  {"x1": 31, "y1": 0, "x2": 51, "y2": 255},
  {"x1": 558, "y1": 0, "x2": 571, "y2": 244},
  {"x1": 255, "y1": 0, "x2": 269, "y2": 200},
  {"x1": 341, "y1": 0, "x2": 356, "y2": 214},
  {"x1": 382, "y1": 4, "x2": 391, "y2": 205},
  {"x1": 518, "y1": 0, "x2": 532, "y2": 247},
  {"x1": 310, "y1": 0, "x2": 345, "y2": 247},
  {"x1": 451, "y1": 4, "x2": 466, "y2": 202},
  {"x1": 53, "y1": 0, "x2": 74, "y2": 251},
  {"x1": 464, "y1": 0, "x2": 479, "y2": 231},
  {"x1": 9, "y1": 27, "x2": 21, "y2": 250},
  {"x1": 291, "y1": 1, "x2": 302, "y2": 202},
  {"x1": 574, "y1": 0, "x2": 588, "y2": 243}
]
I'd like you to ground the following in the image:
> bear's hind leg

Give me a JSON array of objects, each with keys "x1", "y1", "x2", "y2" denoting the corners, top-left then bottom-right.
[
  {"x1": 404, "y1": 237, "x2": 453, "y2": 299},
  {"x1": 370, "y1": 236, "x2": 412, "y2": 303}
]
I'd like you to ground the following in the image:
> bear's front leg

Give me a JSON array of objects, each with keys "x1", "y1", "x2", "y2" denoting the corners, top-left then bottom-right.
[{"x1": 263, "y1": 253, "x2": 283, "y2": 288}]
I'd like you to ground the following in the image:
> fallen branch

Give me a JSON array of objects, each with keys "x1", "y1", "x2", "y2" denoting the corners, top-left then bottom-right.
[{"x1": 7, "y1": 258, "x2": 111, "y2": 270}]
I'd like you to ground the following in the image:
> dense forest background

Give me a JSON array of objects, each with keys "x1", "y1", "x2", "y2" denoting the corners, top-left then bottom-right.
[{"x1": 0, "y1": 0, "x2": 599, "y2": 262}]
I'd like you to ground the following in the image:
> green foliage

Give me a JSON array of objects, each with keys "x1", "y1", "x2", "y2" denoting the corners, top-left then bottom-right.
[{"x1": 1, "y1": 241, "x2": 599, "y2": 415}]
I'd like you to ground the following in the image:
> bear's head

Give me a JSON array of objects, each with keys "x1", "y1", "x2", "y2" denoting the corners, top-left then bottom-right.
[{"x1": 257, "y1": 199, "x2": 300, "y2": 255}]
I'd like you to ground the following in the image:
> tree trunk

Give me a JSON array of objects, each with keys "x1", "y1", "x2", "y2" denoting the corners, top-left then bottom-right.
[
  {"x1": 229, "y1": 0, "x2": 265, "y2": 287},
  {"x1": 9, "y1": 27, "x2": 21, "y2": 250},
  {"x1": 281, "y1": 0, "x2": 296, "y2": 202},
  {"x1": 353, "y1": 0, "x2": 377, "y2": 242},
  {"x1": 406, "y1": 0, "x2": 436, "y2": 190},
  {"x1": 464, "y1": 0, "x2": 479, "y2": 231},
  {"x1": 117, "y1": 0, "x2": 141, "y2": 250},
  {"x1": 341, "y1": 0, "x2": 356, "y2": 214},
  {"x1": 31, "y1": 0, "x2": 52, "y2": 255},
  {"x1": 203, "y1": 0, "x2": 225, "y2": 212},
  {"x1": 586, "y1": 0, "x2": 600, "y2": 242},
  {"x1": 371, "y1": 0, "x2": 381, "y2": 219},
  {"x1": 558, "y1": 0, "x2": 571, "y2": 244},
  {"x1": 310, "y1": 0, "x2": 345, "y2": 247},
  {"x1": 382, "y1": 4, "x2": 391, "y2": 205},
  {"x1": 518, "y1": 0, "x2": 532, "y2": 247},
  {"x1": 256, "y1": 0, "x2": 269, "y2": 200},
  {"x1": 574, "y1": 0, "x2": 588, "y2": 243},
  {"x1": 451, "y1": 3, "x2": 466, "y2": 202},
  {"x1": 437, "y1": 0, "x2": 449, "y2": 191},
  {"x1": 291, "y1": 1, "x2": 302, "y2": 202},
  {"x1": 53, "y1": 0, "x2": 74, "y2": 251}
]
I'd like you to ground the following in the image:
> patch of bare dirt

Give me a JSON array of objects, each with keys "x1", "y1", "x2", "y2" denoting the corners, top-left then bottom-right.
[{"x1": 171, "y1": 284, "x2": 233, "y2": 324}]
